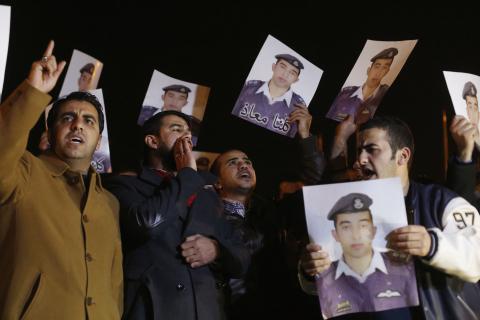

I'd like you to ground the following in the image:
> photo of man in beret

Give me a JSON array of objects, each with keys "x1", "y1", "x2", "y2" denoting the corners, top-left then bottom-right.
[
  {"x1": 78, "y1": 62, "x2": 95, "y2": 92},
  {"x1": 315, "y1": 192, "x2": 418, "y2": 318},
  {"x1": 138, "y1": 84, "x2": 192, "y2": 125},
  {"x1": 327, "y1": 47, "x2": 398, "y2": 125},
  {"x1": 463, "y1": 81, "x2": 479, "y2": 127},
  {"x1": 231, "y1": 53, "x2": 308, "y2": 138},
  {"x1": 138, "y1": 83, "x2": 202, "y2": 144}
]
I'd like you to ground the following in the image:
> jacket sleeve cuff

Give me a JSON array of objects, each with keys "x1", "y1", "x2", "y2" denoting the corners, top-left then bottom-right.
[
  {"x1": 454, "y1": 156, "x2": 474, "y2": 165},
  {"x1": 423, "y1": 230, "x2": 438, "y2": 260},
  {"x1": 297, "y1": 261, "x2": 318, "y2": 295}
]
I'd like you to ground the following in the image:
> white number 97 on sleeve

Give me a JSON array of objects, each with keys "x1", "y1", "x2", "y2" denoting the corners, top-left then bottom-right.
[
  {"x1": 452, "y1": 212, "x2": 475, "y2": 229},
  {"x1": 443, "y1": 198, "x2": 480, "y2": 232}
]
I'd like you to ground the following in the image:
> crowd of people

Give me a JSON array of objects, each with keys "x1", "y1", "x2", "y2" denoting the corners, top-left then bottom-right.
[{"x1": 0, "y1": 40, "x2": 479, "y2": 320}]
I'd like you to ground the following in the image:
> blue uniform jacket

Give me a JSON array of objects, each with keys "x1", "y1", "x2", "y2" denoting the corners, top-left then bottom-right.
[
  {"x1": 232, "y1": 80, "x2": 305, "y2": 138},
  {"x1": 317, "y1": 252, "x2": 418, "y2": 318},
  {"x1": 326, "y1": 84, "x2": 389, "y2": 124}
]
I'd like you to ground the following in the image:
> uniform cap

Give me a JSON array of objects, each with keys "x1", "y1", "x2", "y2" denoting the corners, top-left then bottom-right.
[
  {"x1": 327, "y1": 193, "x2": 373, "y2": 220},
  {"x1": 275, "y1": 53, "x2": 304, "y2": 70},
  {"x1": 162, "y1": 84, "x2": 191, "y2": 94},
  {"x1": 462, "y1": 81, "x2": 477, "y2": 99},
  {"x1": 370, "y1": 47, "x2": 398, "y2": 62},
  {"x1": 79, "y1": 63, "x2": 95, "y2": 75}
]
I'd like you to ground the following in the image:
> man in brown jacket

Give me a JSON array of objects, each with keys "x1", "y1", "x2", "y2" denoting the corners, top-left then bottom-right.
[{"x1": 0, "y1": 41, "x2": 123, "y2": 319}]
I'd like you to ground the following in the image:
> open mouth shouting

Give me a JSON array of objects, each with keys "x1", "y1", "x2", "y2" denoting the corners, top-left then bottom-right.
[
  {"x1": 67, "y1": 134, "x2": 85, "y2": 145},
  {"x1": 361, "y1": 167, "x2": 376, "y2": 180},
  {"x1": 237, "y1": 169, "x2": 252, "y2": 180}
]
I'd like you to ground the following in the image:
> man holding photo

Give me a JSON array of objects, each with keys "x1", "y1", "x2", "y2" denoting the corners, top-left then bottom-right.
[{"x1": 300, "y1": 116, "x2": 480, "y2": 319}]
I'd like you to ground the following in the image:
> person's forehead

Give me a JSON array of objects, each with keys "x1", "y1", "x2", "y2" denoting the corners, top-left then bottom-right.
[
  {"x1": 80, "y1": 71, "x2": 92, "y2": 77},
  {"x1": 466, "y1": 95, "x2": 478, "y2": 101},
  {"x1": 58, "y1": 100, "x2": 98, "y2": 116},
  {"x1": 165, "y1": 90, "x2": 188, "y2": 97},
  {"x1": 277, "y1": 59, "x2": 299, "y2": 71},
  {"x1": 220, "y1": 150, "x2": 249, "y2": 163},
  {"x1": 162, "y1": 114, "x2": 188, "y2": 125},
  {"x1": 372, "y1": 58, "x2": 393, "y2": 66},
  {"x1": 359, "y1": 128, "x2": 388, "y2": 143},
  {"x1": 336, "y1": 210, "x2": 371, "y2": 222}
]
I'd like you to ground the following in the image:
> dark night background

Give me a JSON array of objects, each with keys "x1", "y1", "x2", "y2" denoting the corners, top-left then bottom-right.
[{"x1": 1, "y1": 1, "x2": 479, "y2": 198}]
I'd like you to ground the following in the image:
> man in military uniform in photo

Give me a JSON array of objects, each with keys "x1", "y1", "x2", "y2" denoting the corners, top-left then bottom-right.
[
  {"x1": 326, "y1": 47, "x2": 398, "y2": 125},
  {"x1": 231, "y1": 53, "x2": 307, "y2": 138},
  {"x1": 138, "y1": 84, "x2": 201, "y2": 144},
  {"x1": 316, "y1": 192, "x2": 418, "y2": 318},
  {"x1": 77, "y1": 62, "x2": 95, "y2": 92},
  {"x1": 138, "y1": 84, "x2": 192, "y2": 125},
  {"x1": 462, "y1": 81, "x2": 479, "y2": 127}
]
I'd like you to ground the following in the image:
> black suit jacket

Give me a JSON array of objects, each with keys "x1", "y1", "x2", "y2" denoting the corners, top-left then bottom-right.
[{"x1": 105, "y1": 167, "x2": 250, "y2": 320}]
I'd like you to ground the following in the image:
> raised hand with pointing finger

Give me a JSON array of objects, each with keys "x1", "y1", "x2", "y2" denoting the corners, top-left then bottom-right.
[{"x1": 27, "y1": 40, "x2": 66, "y2": 93}]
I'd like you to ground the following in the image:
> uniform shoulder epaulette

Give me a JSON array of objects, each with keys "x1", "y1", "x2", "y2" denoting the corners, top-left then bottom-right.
[
  {"x1": 342, "y1": 85, "x2": 359, "y2": 92},
  {"x1": 245, "y1": 79, "x2": 264, "y2": 87},
  {"x1": 292, "y1": 92, "x2": 306, "y2": 105}
]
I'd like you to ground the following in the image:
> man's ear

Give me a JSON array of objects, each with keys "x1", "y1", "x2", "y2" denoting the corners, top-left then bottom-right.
[
  {"x1": 95, "y1": 135, "x2": 102, "y2": 151},
  {"x1": 213, "y1": 181, "x2": 223, "y2": 191},
  {"x1": 367, "y1": 66, "x2": 371, "y2": 76},
  {"x1": 145, "y1": 134, "x2": 159, "y2": 149},
  {"x1": 397, "y1": 147, "x2": 411, "y2": 166},
  {"x1": 46, "y1": 128, "x2": 53, "y2": 145},
  {"x1": 272, "y1": 63, "x2": 276, "y2": 72}
]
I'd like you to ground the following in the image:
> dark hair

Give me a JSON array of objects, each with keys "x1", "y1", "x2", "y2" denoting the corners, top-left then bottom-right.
[
  {"x1": 209, "y1": 149, "x2": 242, "y2": 177},
  {"x1": 47, "y1": 91, "x2": 104, "y2": 134},
  {"x1": 358, "y1": 116, "x2": 415, "y2": 166},
  {"x1": 142, "y1": 110, "x2": 192, "y2": 137}
]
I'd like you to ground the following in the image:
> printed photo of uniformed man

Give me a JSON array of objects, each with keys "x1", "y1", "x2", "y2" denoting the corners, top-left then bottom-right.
[
  {"x1": 43, "y1": 89, "x2": 113, "y2": 173},
  {"x1": 138, "y1": 70, "x2": 210, "y2": 146},
  {"x1": 326, "y1": 39, "x2": 417, "y2": 125},
  {"x1": 59, "y1": 49, "x2": 103, "y2": 97},
  {"x1": 231, "y1": 35, "x2": 323, "y2": 138},
  {"x1": 88, "y1": 89, "x2": 112, "y2": 173},
  {"x1": 0, "y1": 5, "x2": 11, "y2": 100},
  {"x1": 303, "y1": 178, "x2": 419, "y2": 319},
  {"x1": 443, "y1": 71, "x2": 480, "y2": 133}
]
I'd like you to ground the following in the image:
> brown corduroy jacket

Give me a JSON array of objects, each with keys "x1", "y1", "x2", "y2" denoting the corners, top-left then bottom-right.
[{"x1": 0, "y1": 81, "x2": 123, "y2": 319}]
